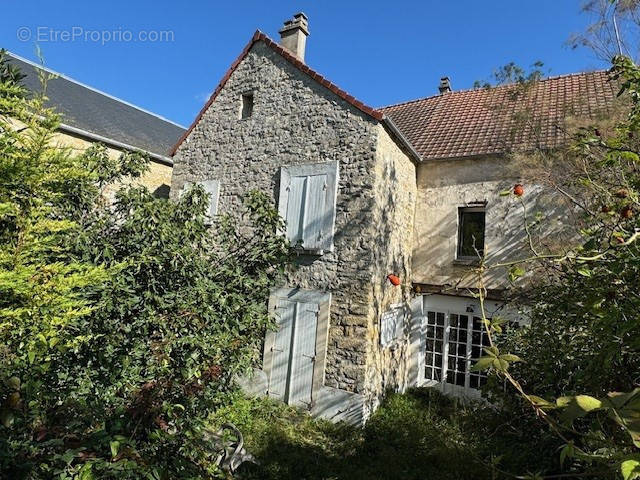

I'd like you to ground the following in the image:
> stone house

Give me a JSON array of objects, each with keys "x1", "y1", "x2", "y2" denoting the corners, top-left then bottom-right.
[
  {"x1": 6, "y1": 52, "x2": 185, "y2": 197},
  {"x1": 170, "y1": 14, "x2": 617, "y2": 424}
]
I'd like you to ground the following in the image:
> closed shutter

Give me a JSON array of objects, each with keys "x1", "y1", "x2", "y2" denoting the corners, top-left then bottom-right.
[
  {"x1": 179, "y1": 180, "x2": 220, "y2": 222},
  {"x1": 288, "y1": 302, "x2": 319, "y2": 407},
  {"x1": 278, "y1": 162, "x2": 338, "y2": 253},
  {"x1": 201, "y1": 180, "x2": 220, "y2": 219},
  {"x1": 380, "y1": 306, "x2": 406, "y2": 347},
  {"x1": 265, "y1": 289, "x2": 330, "y2": 408},
  {"x1": 268, "y1": 299, "x2": 295, "y2": 401},
  {"x1": 284, "y1": 176, "x2": 307, "y2": 245},
  {"x1": 303, "y1": 175, "x2": 328, "y2": 250}
]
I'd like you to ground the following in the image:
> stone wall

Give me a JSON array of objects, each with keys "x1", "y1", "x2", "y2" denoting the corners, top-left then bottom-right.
[
  {"x1": 412, "y1": 155, "x2": 567, "y2": 290},
  {"x1": 52, "y1": 130, "x2": 173, "y2": 198},
  {"x1": 171, "y1": 40, "x2": 383, "y2": 394},
  {"x1": 364, "y1": 124, "x2": 416, "y2": 407}
]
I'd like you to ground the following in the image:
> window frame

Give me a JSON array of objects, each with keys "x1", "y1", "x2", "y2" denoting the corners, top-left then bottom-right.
[
  {"x1": 239, "y1": 92, "x2": 254, "y2": 120},
  {"x1": 422, "y1": 309, "x2": 491, "y2": 396},
  {"x1": 456, "y1": 206, "x2": 486, "y2": 261},
  {"x1": 278, "y1": 161, "x2": 339, "y2": 255}
]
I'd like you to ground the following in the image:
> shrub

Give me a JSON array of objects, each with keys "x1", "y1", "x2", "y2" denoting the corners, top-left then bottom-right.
[{"x1": 0, "y1": 52, "x2": 291, "y2": 479}]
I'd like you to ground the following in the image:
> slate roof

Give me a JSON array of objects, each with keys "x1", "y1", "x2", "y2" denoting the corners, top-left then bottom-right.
[
  {"x1": 7, "y1": 52, "x2": 185, "y2": 162},
  {"x1": 381, "y1": 71, "x2": 620, "y2": 160}
]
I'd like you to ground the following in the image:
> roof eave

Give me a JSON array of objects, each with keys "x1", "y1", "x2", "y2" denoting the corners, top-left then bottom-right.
[
  {"x1": 381, "y1": 115, "x2": 423, "y2": 164},
  {"x1": 58, "y1": 123, "x2": 174, "y2": 166}
]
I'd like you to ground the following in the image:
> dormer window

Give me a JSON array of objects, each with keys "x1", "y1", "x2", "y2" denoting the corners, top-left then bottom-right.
[{"x1": 240, "y1": 93, "x2": 254, "y2": 119}]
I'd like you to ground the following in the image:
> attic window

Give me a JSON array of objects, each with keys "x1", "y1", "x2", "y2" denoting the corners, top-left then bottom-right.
[{"x1": 240, "y1": 93, "x2": 254, "y2": 119}]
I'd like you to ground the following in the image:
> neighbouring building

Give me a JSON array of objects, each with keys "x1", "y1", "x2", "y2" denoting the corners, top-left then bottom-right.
[
  {"x1": 7, "y1": 52, "x2": 185, "y2": 198},
  {"x1": 170, "y1": 13, "x2": 618, "y2": 424}
]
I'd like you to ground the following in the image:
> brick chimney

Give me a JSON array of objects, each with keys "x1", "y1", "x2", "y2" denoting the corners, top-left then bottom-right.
[
  {"x1": 279, "y1": 12, "x2": 310, "y2": 62},
  {"x1": 439, "y1": 77, "x2": 452, "y2": 94}
]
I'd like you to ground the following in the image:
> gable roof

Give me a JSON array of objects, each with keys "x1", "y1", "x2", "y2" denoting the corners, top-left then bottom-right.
[
  {"x1": 7, "y1": 52, "x2": 186, "y2": 164},
  {"x1": 170, "y1": 31, "x2": 421, "y2": 162},
  {"x1": 381, "y1": 71, "x2": 619, "y2": 160}
]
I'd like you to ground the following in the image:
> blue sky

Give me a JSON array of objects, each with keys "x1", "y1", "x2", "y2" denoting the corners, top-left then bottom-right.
[{"x1": 1, "y1": 1, "x2": 602, "y2": 128}]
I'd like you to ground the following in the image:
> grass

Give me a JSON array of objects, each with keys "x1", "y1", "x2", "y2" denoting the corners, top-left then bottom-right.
[{"x1": 210, "y1": 387, "x2": 560, "y2": 480}]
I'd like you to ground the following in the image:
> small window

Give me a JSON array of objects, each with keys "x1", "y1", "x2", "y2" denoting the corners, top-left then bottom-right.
[
  {"x1": 240, "y1": 93, "x2": 254, "y2": 119},
  {"x1": 457, "y1": 207, "x2": 485, "y2": 259}
]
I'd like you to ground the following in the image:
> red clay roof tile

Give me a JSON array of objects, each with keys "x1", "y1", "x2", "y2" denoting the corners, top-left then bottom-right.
[{"x1": 381, "y1": 71, "x2": 618, "y2": 160}]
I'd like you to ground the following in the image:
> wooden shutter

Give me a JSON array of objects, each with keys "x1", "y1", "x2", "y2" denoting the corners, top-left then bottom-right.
[
  {"x1": 179, "y1": 180, "x2": 220, "y2": 221},
  {"x1": 201, "y1": 180, "x2": 220, "y2": 219},
  {"x1": 302, "y1": 174, "x2": 328, "y2": 250},
  {"x1": 264, "y1": 289, "x2": 331, "y2": 408},
  {"x1": 268, "y1": 298, "x2": 295, "y2": 401},
  {"x1": 288, "y1": 302, "x2": 319, "y2": 407},
  {"x1": 380, "y1": 306, "x2": 406, "y2": 347},
  {"x1": 284, "y1": 176, "x2": 307, "y2": 245},
  {"x1": 278, "y1": 162, "x2": 338, "y2": 253}
]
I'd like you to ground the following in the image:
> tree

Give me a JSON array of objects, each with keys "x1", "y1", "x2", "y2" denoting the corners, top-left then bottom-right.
[
  {"x1": 569, "y1": 0, "x2": 640, "y2": 63},
  {"x1": 0, "y1": 52, "x2": 291, "y2": 479},
  {"x1": 473, "y1": 56, "x2": 640, "y2": 480}
]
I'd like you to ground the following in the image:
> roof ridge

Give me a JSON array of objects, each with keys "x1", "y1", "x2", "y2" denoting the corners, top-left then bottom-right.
[
  {"x1": 6, "y1": 50, "x2": 187, "y2": 129},
  {"x1": 380, "y1": 69, "x2": 610, "y2": 111}
]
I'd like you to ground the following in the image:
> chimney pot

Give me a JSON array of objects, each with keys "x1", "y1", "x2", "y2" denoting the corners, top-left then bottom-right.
[
  {"x1": 279, "y1": 12, "x2": 310, "y2": 62},
  {"x1": 439, "y1": 76, "x2": 452, "y2": 94}
]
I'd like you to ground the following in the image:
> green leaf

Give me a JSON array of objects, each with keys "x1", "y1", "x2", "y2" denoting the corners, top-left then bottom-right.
[
  {"x1": 484, "y1": 346, "x2": 499, "y2": 357},
  {"x1": 110, "y1": 440, "x2": 120, "y2": 458},
  {"x1": 470, "y1": 357, "x2": 494, "y2": 372},
  {"x1": 509, "y1": 266, "x2": 526, "y2": 282},
  {"x1": 500, "y1": 354, "x2": 522, "y2": 362},
  {"x1": 621, "y1": 456, "x2": 640, "y2": 480},
  {"x1": 575, "y1": 395, "x2": 602, "y2": 412},
  {"x1": 577, "y1": 267, "x2": 592, "y2": 277},
  {"x1": 492, "y1": 358, "x2": 509, "y2": 372}
]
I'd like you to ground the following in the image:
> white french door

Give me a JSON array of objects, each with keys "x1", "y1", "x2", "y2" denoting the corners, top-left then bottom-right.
[{"x1": 423, "y1": 308, "x2": 492, "y2": 396}]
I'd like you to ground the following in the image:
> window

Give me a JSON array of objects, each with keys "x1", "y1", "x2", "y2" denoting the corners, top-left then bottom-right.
[
  {"x1": 381, "y1": 305, "x2": 405, "y2": 347},
  {"x1": 240, "y1": 93, "x2": 254, "y2": 119},
  {"x1": 181, "y1": 179, "x2": 220, "y2": 224},
  {"x1": 457, "y1": 207, "x2": 485, "y2": 259},
  {"x1": 264, "y1": 289, "x2": 331, "y2": 408},
  {"x1": 424, "y1": 310, "x2": 491, "y2": 391},
  {"x1": 278, "y1": 161, "x2": 338, "y2": 254}
]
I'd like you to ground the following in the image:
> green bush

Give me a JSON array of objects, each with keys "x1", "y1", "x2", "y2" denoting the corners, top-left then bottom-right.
[
  {"x1": 211, "y1": 388, "x2": 560, "y2": 480},
  {"x1": 0, "y1": 52, "x2": 291, "y2": 479}
]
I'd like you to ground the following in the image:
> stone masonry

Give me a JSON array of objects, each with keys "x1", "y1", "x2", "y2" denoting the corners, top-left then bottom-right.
[{"x1": 171, "y1": 38, "x2": 417, "y2": 408}]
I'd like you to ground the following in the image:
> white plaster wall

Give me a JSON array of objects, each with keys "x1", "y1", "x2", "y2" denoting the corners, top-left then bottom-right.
[{"x1": 413, "y1": 156, "x2": 569, "y2": 290}]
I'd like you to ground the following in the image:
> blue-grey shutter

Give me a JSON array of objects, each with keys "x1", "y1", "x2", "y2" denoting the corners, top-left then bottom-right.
[
  {"x1": 288, "y1": 302, "x2": 318, "y2": 407},
  {"x1": 278, "y1": 162, "x2": 338, "y2": 253},
  {"x1": 268, "y1": 299, "x2": 295, "y2": 401},
  {"x1": 201, "y1": 180, "x2": 220, "y2": 219},
  {"x1": 302, "y1": 174, "x2": 328, "y2": 250},
  {"x1": 285, "y1": 176, "x2": 307, "y2": 245}
]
